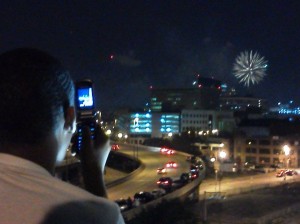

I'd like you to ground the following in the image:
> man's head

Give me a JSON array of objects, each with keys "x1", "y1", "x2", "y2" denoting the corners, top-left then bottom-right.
[{"x1": 0, "y1": 48, "x2": 75, "y2": 170}]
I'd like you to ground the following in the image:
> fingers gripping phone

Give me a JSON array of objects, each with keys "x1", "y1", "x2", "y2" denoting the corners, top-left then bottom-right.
[{"x1": 72, "y1": 79, "x2": 97, "y2": 153}]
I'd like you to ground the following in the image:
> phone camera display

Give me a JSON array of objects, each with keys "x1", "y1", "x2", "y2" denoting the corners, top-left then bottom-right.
[{"x1": 78, "y1": 87, "x2": 94, "y2": 108}]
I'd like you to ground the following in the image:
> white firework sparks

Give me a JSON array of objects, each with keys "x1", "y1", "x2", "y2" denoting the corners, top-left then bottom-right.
[{"x1": 233, "y1": 50, "x2": 268, "y2": 87}]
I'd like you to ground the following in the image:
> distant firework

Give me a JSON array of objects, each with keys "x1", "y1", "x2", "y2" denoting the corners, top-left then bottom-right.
[{"x1": 233, "y1": 50, "x2": 268, "y2": 87}]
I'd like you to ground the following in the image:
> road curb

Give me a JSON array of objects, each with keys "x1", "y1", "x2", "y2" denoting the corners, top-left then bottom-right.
[{"x1": 106, "y1": 156, "x2": 145, "y2": 188}]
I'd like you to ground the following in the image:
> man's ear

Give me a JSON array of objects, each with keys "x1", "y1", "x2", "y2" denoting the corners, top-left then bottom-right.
[{"x1": 64, "y1": 106, "x2": 76, "y2": 134}]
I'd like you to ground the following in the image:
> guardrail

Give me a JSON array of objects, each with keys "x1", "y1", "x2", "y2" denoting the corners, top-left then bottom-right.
[
  {"x1": 122, "y1": 177, "x2": 202, "y2": 221},
  {"x1": 106, "y1": 151, "x2": 145, "y2": 188}
]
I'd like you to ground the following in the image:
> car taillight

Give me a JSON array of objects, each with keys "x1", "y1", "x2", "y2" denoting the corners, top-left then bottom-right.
[
  {"x1": 173, "y1": 163, "x2": 177, "y2": 167},
  {"x1": 164, "y1": 181, "x2": 169, "y2": 184},
  {"x1": 157, "y1": 181, "x2": 161, "y2": 184}
]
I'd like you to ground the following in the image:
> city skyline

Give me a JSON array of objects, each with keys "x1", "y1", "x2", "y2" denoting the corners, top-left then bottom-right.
[{"x1": 1, "y1": 1, "x2": 300, "y2": 112}]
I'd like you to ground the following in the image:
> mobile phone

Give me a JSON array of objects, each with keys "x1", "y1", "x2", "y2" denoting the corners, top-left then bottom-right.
[
  {"x1": 73, "y1": 79, "x2": 96, "y2": 152},
  {"x1": 75, "y1": 79, "x2": 95, "y2": 114}
]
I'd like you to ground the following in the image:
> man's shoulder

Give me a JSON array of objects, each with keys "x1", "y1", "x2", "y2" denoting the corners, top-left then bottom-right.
[
  {"x1": 42, "y1": 199, "x2": 125, "y2": 224},
  {"x1": 44, "y1": 179, "x2": 125, "y2": 223}
]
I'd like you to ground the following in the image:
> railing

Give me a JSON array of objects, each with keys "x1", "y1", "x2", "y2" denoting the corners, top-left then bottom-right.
[{"x1": 122, "y1": 177, "x2": 201, "y2": 221}]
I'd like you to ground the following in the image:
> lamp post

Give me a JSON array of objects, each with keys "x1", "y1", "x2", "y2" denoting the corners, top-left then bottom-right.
[
  {"x1": 283, "y1": 145, "x2": 291, "y2": 169},
  {"x1": 218, "y1": 150, "x2": 227, "y2": 191},
  {"x1": 211, "y1": 143, "x2": 227, "y2": 192},
  {"x1": 219, "y1": 150, "x2": 227, "y2": 161}
]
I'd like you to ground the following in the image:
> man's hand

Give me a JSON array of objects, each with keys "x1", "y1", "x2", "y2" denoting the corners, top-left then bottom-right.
[{"x1": 80, "y1": 123, "x2": 110, "y2": 198}]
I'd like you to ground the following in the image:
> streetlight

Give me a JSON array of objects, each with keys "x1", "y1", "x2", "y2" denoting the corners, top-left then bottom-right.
[
  {"x1": 283, "y1": 145, "x2": 290, "y2": 169},
  {"x1": 219, "y1": 150, "x2": 227, "y2": 160},
  {"x1": 105, "y1": 129, "x2": 112, "y2": 136},
  {"x1": 217, "y1": 150, "x2": 227, "y2": 191},
  {"x1": 211, "y1": 144, "x2": 227, "y2": 192}
]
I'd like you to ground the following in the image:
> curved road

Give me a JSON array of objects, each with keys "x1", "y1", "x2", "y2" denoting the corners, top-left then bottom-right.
[
  {"x1": 107, "y1": 144, "x2": 191, "y2": 200},
  {"x1": 107, "y1": 144, "x2": 300, "y2": 202}
]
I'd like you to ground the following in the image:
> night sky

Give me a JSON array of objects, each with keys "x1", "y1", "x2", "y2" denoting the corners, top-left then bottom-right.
[{"x1": 1, "y1": 1, "x2": 300, "y2": 113}]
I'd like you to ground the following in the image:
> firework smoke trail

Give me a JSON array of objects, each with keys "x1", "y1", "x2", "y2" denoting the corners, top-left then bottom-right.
[{"x1": 233, "y1": 50, "x2": 268, "y2": 87}]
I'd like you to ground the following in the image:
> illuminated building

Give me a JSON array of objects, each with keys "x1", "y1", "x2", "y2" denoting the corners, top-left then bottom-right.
[
  {"x1": 233, "y1": 118, "x2": 300, "y2": 168},
  {"x1": 116, "y1": 112, "x2": 180, "y2": 139},
  {"x1": 181, "y1": 109, "x2": 235, "y2": 134},
  {"x1": 269, "y1": 101, "x2": 300, "y2": 116},
  {"x1": 234, "y1": 135, "x2": 299, "y2": 168},
  {"x1": 181, "y1": 109, "x2": 216, "y2": 133},
  {"x1": 115, "y1": 109, "x2": 235, "y2": 140},
  {"x1": 129, "y1": 113, "x2": 152, "y2": 134},
  {"x1": 151, "y1": 113, "x2": 180, "y2": 138}
]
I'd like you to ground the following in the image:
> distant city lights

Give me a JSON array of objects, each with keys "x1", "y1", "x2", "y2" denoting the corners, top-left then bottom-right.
[{"x1": 273, "y1": 101, "x2": 300, "y2": 115}]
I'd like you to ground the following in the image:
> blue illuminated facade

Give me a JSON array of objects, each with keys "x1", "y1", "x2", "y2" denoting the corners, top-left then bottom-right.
[
  {"x1": 130, "y1": 113, "x2": 152, "y2": 134},
  {"x1": 116, "y1": 108, "x2": 235, "y2": 139},
  {"x1": 270, "y1": 101, "x2": 300, "y2": 116},
  {"x1": 159, "y1": 114, "x2": 180, "y2": 133},
  {"x1": 126, "y1": 112, "x2": 180, "y2": 137},
  {"x1": 278, "y1": 108, "x2": 300, "y2": 115}
]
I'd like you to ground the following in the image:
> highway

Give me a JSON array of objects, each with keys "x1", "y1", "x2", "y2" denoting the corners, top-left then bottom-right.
[
  {"x1": 107, "y1": 144, "x2": 191, "y2": 200},
  {"x1": 107, "y1": 143, "x2": 300, "y2": 201}
]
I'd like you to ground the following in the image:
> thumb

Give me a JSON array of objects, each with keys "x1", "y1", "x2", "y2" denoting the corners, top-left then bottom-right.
[{"x1": 94, "y1": 123, "x2": 109, "y2": 148}]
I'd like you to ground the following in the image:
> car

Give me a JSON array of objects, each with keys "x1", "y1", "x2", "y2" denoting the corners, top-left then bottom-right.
[
  {"x1": 285, "y1": 170, "x2": 293, "y2": 176},
  {"x1": 190, "y1": 164, "x2": 199, "y2": 172},
  {"x1": 285, "y1": 169, "x2": 298, "y2": 176},
  {"x1": 115, "y1": 198, "x2": 132, "y2": 212},
  {"x1": 276, "y1": 169, "x2": 285, "y2": 177},
  {"x1": 157, "y1": 177, "x2": 173, "y2": 189},
  {"x1": 276, "y1": 169, "x2": 298, "y2": 177},
  {"x1": 111, "y1": 144, "x2": 120, "y2": 151},
  {"x1": 160, "y1": 147, "x2": 169, "y2": 154},
  {"x1": 277, "y1": 170, "x2": 283, "y2": 177},
  {"x1": 160, "y1": 147, "x2": 175, "y2": 155},
  {"x1": 133, "y1": 191, "x2": 154, "y2": 206},
  {"x1": 157, "y1": 167, "x2": 167, "y2": 174},
  {"x1": 151, "y1": 188, "x2": 166, "y2": 198},
  {"x1": 190, "y1": 170, "x2": 199, "y2": 180},
  {"x1": 165, "y1": 161, "x2": 178, "y2": 168},
  {"x1": 166, "y1": 149, "x2": 175, "y2": 155},
  {"x1": 180, "y1": 172, "x2": 191, "y2": 183}
]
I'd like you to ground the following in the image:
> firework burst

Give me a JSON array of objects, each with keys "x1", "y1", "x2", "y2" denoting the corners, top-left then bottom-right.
[{"x1": 233, "y1": 50, "x2": 268, "y2": 87}]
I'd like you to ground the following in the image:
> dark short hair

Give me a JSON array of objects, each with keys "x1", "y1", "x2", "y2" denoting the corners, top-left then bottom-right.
[{"x1": 0, "y1": 48, "x2": 74, "y2": 145}]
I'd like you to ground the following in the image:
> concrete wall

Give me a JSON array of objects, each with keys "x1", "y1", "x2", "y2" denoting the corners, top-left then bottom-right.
[{"x1": 122, "y1": 177, "x2": 201, "y2": 221}]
